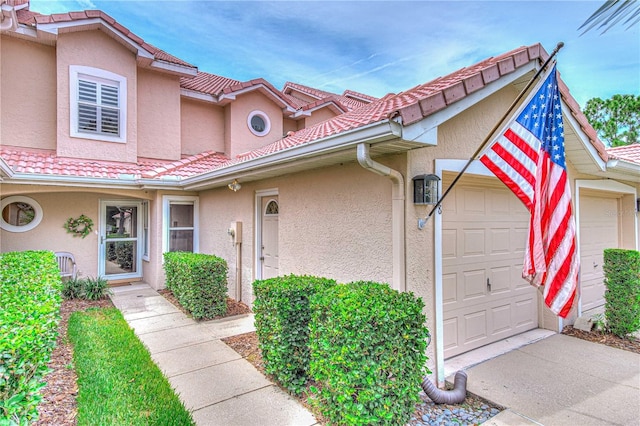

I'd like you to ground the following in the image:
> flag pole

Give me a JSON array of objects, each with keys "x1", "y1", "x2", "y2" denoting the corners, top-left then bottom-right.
[{"x1": 418, "y1": 42, "x2": 565, "y2": 229}]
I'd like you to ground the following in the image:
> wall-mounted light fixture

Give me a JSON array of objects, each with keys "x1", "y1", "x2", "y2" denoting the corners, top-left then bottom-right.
[
  {"x1": 413, "y1": 174, "x2": 440, "y2": 205},
  {"x1": 637, "y1": 198, "x2": 639, "y2": 213},
  {"x1": 228, "y1": 179, "x2": 242, "y2": 192}
]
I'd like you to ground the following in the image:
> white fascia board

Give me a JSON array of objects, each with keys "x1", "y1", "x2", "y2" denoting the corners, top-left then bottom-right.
[
  {"x1": 182, "y1": 120, "x2": 403, "y2": 190},
  {"x1": 150, "y1": 60, "x2": 198, "y2": 77},
  {"x1": 219, "y1": 84, "x2": 289, "y2": 108},
  {"x1": 37, "y1": 19, "x2": 155, "y2": 61},
  {"x1": 562, "y1": 100, "x2": 607, "y2": 172},
  {"x1": 180, "y1": 89, "x2": 218, "y2": 103},
  {"x1": 4, "y1": 173, "x2": 144, "y2": 190},
  {"x1": 295, "y1": 102, "x2": 346, "y2": 117},
  {"x1": 401, "y1": 62, "x2": 538, "y2": 145},
  {"x1": 0, "y1": 158, "x2": 15, "y2": 178},
  {"x1": 607, "y1": 159, "x2": 640, "y2": 176}
]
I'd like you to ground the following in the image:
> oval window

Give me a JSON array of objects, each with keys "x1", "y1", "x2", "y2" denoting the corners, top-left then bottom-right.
[
  {"x1": 1, "y1": 196, "x2": 43, "y2": 232},
  {"x1": 247, "y1": 110, "x2": 271, "y2": 137}
]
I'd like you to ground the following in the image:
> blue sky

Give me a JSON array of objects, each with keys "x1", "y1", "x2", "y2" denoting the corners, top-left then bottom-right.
[{"x1": 29, "y1": 1, "x2": 639, "y2": 107}]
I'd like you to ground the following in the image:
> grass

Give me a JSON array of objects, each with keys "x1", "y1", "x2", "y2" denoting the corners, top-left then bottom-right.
[{"x1": 68, "y1": 308, "x2": 195, "y2": 425}]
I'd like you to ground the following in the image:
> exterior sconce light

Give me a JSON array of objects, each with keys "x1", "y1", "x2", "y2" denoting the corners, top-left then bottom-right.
[
  {"x1": 228, "y1": 179, "x2": 242, "y2": 192},
  {"x1": 413, "y1": 174, "x2": 440, "y2": 205},
  {"x1": 637, "y1": 198, "x2": 640, "y2": 213}
]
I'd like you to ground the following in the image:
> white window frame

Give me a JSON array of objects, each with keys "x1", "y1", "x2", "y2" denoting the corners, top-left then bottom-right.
[
  {"x1": 70, "y1": 65, "x2": 127, "y2": 143},
  {"x1": 0, "y1": 195, "x2": 43, "y2": 233},
  {"x1": 247, "y1": 110, "x2": 271, "y2": 137},
  {"x1": 141, "y1": 201, "x2": 150, "y2": 261},
  {"x1": 162, "y1": 195, "x2": 199, "y2": 254}
]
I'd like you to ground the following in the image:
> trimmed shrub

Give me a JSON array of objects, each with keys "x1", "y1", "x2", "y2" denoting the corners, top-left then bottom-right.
[
  {"x1": 0, "y1": 251, "x2": 62, "y2": 424},
  {"x1": 309, "y1": 281, "x2": 429, "y2": 425},
  {"x1": 163, "y1": 252, "x2": 228, "y2": 320},
  {"x1": 603, "y1": 249, "x2": 640, "y2": 337},
  {"x1": 253, "y1": 275, "x2": 336, "y2": 394}
]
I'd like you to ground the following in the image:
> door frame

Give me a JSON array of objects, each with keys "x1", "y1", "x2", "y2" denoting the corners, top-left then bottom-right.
[
  {"x1": 98, "y1": 199, "x2": 144, "y2": 281},
  {"x1": 575, "y1": 179, "x2": 637, "y2": 316},
  {"x1": 254, "y1": 188, "x2": 278, "y2": 280}
]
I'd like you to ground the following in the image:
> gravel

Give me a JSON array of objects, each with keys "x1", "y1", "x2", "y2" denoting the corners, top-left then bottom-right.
[{"x1": 409, "y1": 391, "x2": 502, "y2": 425}]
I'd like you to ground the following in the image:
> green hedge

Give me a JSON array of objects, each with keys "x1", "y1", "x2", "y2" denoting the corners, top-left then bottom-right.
[
  {"x1": 163, "y1": 252, "x2": 228, "y2": 320},
  {"x1": 309, "y1": 282, "x2": 429, "y2": 426},
  {"x1": 0, "y1": 251, "x2": 62, "y2": 425},
  {"x1": 253, "y1": 275, "x2": 336, "y2": 394},
  {"x1": 603, "y1": 249, "x2": 640, "y2": 337}
]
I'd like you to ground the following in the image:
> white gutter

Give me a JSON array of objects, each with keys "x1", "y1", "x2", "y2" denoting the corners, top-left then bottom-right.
[
  {"x1": 183, "y1": 119, "x2": 404, "y2": 190},
  {"x1": 356, "y1": 143, "x2": 406, "y2": 292},
  {"x1": 607, "y1": 158, "x2": 640, "y2": 177},
  {"x1": 0, "y1": 2, "x2": 18, "y2": 32}
]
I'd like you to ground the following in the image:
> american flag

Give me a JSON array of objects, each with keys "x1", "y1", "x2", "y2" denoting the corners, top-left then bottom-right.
[{"x1": 480, "y1": 65, "x2": 579, "y2": 318}]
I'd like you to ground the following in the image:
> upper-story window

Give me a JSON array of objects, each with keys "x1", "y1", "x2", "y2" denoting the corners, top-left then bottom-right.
[
  {"x1": 247, "y1": 110, "x2": 271, "y2": 137},
  {"x1": 70, "y1": 66, "x2": 127, "y2": 143}
]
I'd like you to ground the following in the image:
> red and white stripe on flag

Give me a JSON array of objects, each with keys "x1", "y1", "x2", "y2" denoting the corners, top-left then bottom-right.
[{"x1": 480, "y1": 65, "x2": 579, "y2": 318}]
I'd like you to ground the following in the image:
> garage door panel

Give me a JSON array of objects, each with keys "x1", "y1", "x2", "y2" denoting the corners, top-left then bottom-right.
[
  {"x1": 491, "y1": 304, "x2": 512, "y2": 334},
  {"x1": 462, "y1": 269, "x2": 486, "y2": 300},
  {"x1": 443, "y1": 180, "x2": 537, "y2": 358},
  {"x1": 579, "y1": 195, "x2": 618, "y2": 311},
  {"x1": 490, "y1": 228, "x2": 511, "y2": 254},
  {"x1": 490, "y1": 266, "x2": 511, "y2": 293},
  {"x1": 443, "y1": 318, "x2": 458, "y2": 351},
  {"x1": 442, "y1": 229, "x2": 457, "y2": 259},
  {"x1": 443, "y1": 273, "x2": 457, "y2": 304},
  {"x1": 464, "y1": 310, "x2": 488, "y2": 344},
  {"x1": 463, "y1": 229, "x2": 485, "y2": 256}
]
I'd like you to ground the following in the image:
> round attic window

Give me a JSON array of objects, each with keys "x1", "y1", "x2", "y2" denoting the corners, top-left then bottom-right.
[
  {"x1": 1, "y1": 196, "x2": 43, "y2": 233},
  {"x1": 247, "y1": 110, "x2": 271, "y2": 137}
]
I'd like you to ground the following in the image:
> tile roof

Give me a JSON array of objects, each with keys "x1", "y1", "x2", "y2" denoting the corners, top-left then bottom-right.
[
  {"x1": 15, "y1": 8, "x2": 195, "y2": 69},
  {"x1": 0, "y1": 146, "x2": 228, "y2": 180},
  {"x1": 283, "y1": 82, "x2": 375, "y2": 112},
  {"x1": 180, "y1": 72, "x2": 242, "y2": 95},
  {"x1": 228, "y1": 44, "x2": 607, "y2": 167},
  {"x1": 607, "y1": 144, "x2": 640, "y2": 164},
  {"x1": 0, "y1": 42, "x2": 608, "y2": 184}
]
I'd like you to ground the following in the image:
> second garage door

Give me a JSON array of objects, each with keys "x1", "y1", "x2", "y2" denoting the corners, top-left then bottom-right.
[
  {"x1": 442, "y1": 176, "x2": 538, "y2": 358},
  {"x1": 579, "y1": 193, "x2": 619, "y2": 312}
]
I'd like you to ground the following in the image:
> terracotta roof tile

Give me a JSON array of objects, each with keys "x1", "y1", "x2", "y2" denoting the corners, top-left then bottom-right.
[
  {"x1": 15, "y1": 8, "x2": 195, "y2": 69},
  {"x1": 180, "y1": 71, "x2": 240, "y2": 96},
  {"x1": 0, "y1": 146, "x2": 229, "y2": 181},
  {"x1": 607, "y1": 144, "x2": 640, "y2": 164},
  {"x1": 224, "y1": 44, "x2": 607, "y2": 166}
]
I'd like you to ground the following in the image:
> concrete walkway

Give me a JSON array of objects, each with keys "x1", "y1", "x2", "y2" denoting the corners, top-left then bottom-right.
[
  {"x1": 109, "y1": 283, "x2": 317, "y2": 426},
  {"x1": 110, "y1": 283, "x2": 640, "y2": 426},
  {"x1": 463, "y1": 333, "x2": 640, "y2": 425}
]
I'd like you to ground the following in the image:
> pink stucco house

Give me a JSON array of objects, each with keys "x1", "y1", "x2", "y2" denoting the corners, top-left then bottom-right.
[{"x1": 2, "y1": 0, "x2": 638, "y2": 382}]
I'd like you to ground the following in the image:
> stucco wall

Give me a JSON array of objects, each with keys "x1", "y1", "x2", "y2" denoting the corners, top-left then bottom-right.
[
  {"x1": 197, "y1": 159, "x2": 399, "y2": 305},
  {"x1": 56, "y1": 30, "x2": 138, "y2": 162},
  {"x1": 180, "y1": 98, "x2": 225, "y2": 156},
  {"x1": 303, "y1": 107, "x2": 337, "y2": 127},
  {"x1": 137, "y1": 69, "x2": 181, "y2": 160},
  {"x1": 1, "y1": 191, "x2": 101, "y2": 277},
  {"x1": 1, "y1": 36, "x2": 57, "y2": 150},
  {"x1": 0, "y1": 184, "x2": 157, "y2": 282},
  {"x1": 224, "y1": 91, "x2": 284, "y2": 158}
]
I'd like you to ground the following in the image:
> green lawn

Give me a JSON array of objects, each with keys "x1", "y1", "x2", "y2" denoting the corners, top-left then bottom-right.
[{"x1": 68, "y1": 308, "x2": 194, "y2": 425}]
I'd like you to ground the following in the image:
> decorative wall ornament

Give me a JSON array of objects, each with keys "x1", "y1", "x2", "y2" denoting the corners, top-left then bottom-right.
[{"x1": 64, "y1": 214, "x2": 94, "y2": 238}]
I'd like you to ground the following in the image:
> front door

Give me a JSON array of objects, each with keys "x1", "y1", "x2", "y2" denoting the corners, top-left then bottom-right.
[
  {"x1": 260, "y1": 196, "x2": 279, "y2": 279},
  {"x1": 99, "y1": 201, "x2": 143, "y2": 280}
]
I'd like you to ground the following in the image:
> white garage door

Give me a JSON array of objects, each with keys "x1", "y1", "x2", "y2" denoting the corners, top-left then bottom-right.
[
  {"x1": 442, "y1": 177, "x2": 538, "y2": 358},
  {"x1": 579, "y1": 194, "x2": 619, "y2": 312}
]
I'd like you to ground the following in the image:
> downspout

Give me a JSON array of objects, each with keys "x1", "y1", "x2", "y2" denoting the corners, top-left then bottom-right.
[
  {"x1": 356, "y1": 143, "x2": 405, "y2": 292},
  {"x1": 358, "y1": 143, "x2": 468, "y2": 403},
  {"x1": 0, "y1": 2, "x2": 18, "y2": 32}
]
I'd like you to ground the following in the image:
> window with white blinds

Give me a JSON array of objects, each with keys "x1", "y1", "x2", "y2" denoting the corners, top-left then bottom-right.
[{"x1": 70, "y1": 66, "x2": 127, "y2": 143}]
